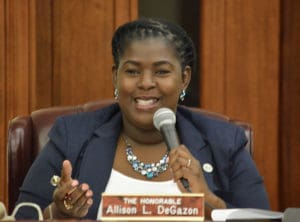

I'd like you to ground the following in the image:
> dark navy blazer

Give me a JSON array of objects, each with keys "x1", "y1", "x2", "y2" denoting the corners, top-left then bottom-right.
[{"x1": 16, "y1": 103, "x2": 270, "y2": 219}]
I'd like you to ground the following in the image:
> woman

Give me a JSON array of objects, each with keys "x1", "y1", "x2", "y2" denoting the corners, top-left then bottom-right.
[{"x1": 16, "y1": 18, "x2": 270, "y2": 219}]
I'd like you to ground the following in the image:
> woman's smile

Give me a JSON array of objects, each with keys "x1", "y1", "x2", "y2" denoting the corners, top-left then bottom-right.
[{"x1": 134, "y1": 96, "x2": 160, "y2": 110}]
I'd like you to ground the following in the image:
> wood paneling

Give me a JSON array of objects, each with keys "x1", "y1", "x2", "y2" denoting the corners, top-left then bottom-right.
[
  {"x1": 52, "y1": 0, "x2": 113, "y2": 105},
  {"x1": 0, "y1": 0, "x2": 7, "y2": 205},
  {"x1": 51, "y1": 0, "x2": 137, "y2": 106},
  {"x1": 0, "y1": 0, "x2": 33, "y2": 205},
  {"x1": 33, "y1": 0, "x2": 53, "y2": 110},
  {"x1": 5, "y1": 0, "x2": 31, "y2": 118},
  {"x1": 225, "y1": 1, "x2": 280, "y2": 210},
  {"x1": 280, "y1": 0, "x2": 300, "y2": 209},
  {"x1": 114, "y1": 0, "x2": 138, "y2": 28},
  {"x1": 200, "y1": 0, "x2": 280, "y2": 210},
  {"x1": 199, "y1": 0, "x2": 226, "y2": 113},
  {"x1": 0, "y1": 0, "x2": 137, "y2": 208}
]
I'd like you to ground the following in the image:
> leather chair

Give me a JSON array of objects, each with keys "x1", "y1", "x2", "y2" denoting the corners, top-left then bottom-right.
[{"x1": 6, "y1": 99, "x2": 253, "y2": 213}]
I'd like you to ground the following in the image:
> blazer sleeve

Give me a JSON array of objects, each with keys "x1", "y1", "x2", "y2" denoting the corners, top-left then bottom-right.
[
  {"x1": 224, "y1": 127, "x2": 270, "y2": 209},
  {"x1": 15, "y1": 117, "x2": 69, "y2": 219}
]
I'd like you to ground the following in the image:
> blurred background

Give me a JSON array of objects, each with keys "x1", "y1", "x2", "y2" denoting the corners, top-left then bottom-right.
[{"x1": 0, "y1": 0, "x2": 299, "y2": 212}]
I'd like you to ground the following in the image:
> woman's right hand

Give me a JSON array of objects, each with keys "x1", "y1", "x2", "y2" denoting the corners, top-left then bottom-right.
[{"x1": 50, "y1": 160, "x2": 94, "y2": 218}]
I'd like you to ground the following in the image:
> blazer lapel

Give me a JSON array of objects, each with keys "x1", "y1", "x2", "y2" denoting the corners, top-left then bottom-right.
[
  {"x1": 77, "y1": 112, "x2": 122, "y2": 219},
  {"x1": 176, "y1": 111, "x2": 207, "y2": 156},
  {"x1": 176, "y1": 111, "x2": 219, "y2": 191}
]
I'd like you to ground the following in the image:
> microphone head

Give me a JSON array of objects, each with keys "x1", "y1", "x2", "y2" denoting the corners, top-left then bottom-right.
[{"x1": 153, "y1": 107, "x2": 176, "y2": 131}]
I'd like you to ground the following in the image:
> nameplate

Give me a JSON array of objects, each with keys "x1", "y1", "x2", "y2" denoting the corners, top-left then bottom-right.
[{"x1": 101, "y1": 193, "x2": 204, "y2": 221}]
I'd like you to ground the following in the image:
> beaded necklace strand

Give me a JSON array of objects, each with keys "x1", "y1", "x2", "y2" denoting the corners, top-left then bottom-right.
[{"x1": 123, "y1": 136, "x2": 169, "y2": 179}]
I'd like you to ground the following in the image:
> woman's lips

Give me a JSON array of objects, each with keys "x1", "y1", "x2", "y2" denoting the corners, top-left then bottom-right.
[
  {"x1": 135, "y1": 98, "x2": 158, "y2": 105},
  {"x1": 135, "y1": 98, "x2": 159, "y2": 109}
]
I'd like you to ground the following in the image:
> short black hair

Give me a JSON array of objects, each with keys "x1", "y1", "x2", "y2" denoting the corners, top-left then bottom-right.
[{"x1": 112, "y1": 17, "x2": 196, "y2": 73}]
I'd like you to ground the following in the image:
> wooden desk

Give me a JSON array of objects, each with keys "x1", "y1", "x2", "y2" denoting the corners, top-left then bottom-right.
[{"x1": 12, "y1": 220, "x2": 281, "y2": 222}]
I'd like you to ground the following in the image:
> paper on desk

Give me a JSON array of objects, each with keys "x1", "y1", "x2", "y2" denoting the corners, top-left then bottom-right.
[{"x1": 211, "y1": 208, "x2": 283, "y2": 221}]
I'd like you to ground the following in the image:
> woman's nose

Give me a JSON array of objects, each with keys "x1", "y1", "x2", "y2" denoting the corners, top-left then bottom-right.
[{"x1": 137, "y1": 72, "x2": 155, "y2": 89}]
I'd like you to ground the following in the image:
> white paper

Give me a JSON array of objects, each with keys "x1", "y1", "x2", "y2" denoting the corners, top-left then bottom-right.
[{"x1": 211, "y1": 208, "x2": 283, "y2": 221}]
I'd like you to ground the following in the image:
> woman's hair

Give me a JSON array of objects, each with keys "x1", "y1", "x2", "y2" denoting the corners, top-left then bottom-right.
[{"x1": 111, "y1": 17, "x2": 196, "y2": 72}]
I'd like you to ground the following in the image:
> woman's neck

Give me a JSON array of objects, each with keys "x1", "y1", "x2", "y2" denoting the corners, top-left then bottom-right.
[{"x1": 122, "y1": 122, "x2": 164, "y2": 146}]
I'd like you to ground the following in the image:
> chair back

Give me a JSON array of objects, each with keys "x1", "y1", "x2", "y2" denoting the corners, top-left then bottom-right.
[{"x1": 6, "y1": 99, "x2": 252, "y2": 212}]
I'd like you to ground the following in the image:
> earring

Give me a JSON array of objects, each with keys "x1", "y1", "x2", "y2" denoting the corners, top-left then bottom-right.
[
  {"x1": 114, "y1": 89, "x2": 119, "y2": 100},
  {"x1": 180, "y1": 90, "x2": 186, "y2": 101}
]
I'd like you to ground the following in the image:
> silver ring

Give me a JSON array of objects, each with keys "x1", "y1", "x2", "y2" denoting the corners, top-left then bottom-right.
[{"x1": 187, "y1": 159, "x2": 192, "y2": 168}]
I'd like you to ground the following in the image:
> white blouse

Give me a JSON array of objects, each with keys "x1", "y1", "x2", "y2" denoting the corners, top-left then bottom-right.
[{"x1": 97, "y1": 169, "x2": 181, "y2": 219}]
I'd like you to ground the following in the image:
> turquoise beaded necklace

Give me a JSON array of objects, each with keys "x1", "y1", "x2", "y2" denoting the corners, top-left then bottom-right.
[{"x1": 123, "y1": 136, "x2": 169, "y2": 179}]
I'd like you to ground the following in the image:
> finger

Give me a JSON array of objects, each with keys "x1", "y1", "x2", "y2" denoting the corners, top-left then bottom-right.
[
  {"x1": 67, "y1": 187, "x2": 93, "y2": 217},
  {"x1": 76, "y1": 198, "x2": 93, "y2": 217},
  {"x1": 57, "y1": 186, "x2": 81, "y2": 215},
  {"x1": 169, "y1": 145, "x2": 191, "y2": 156},
  {"x1": 60, "y1": 160, "x2": 73, "y2": 183},
  {"x1": 169, "y1": 153, "x2": 200, "y2": 173},
  {"x1": 168, "y1": 145, "x2": 192, "y2": 165},
  {"x1": 169, "y1": 156, "x2": 189, "y2": 171},
  {"x1": 73, "y1": 189, "x2": 90, "y2": 208},
  {"x1": 53, "y1": 179, "x2": 79, "y2": 203},
  {"x1": 168, "y1": 150, "x2": 181, "y2": 166},
  {"x1": 170, "y1": 158, "x2": 199, "y2": 183},
  {"x1": 178, "y1": 156, "x2": 190, "y2": 168},
  {"x1": 58, "y1": 180, "x2": 78, "y2": 193},
  {"x1": 67, "y1": 183, "x2": 90, "y2": 205}
]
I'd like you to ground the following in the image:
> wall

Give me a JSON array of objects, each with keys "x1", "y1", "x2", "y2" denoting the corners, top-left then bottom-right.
[
  {"x1": 0, "y1": 0, "x2": 137, "y2": 207},
  {"x1": 200, "y1": 0, "x2": 300, "y2": 210},
  {"x1": 279, "y1": 0, "x2": 300, "y2": 210}
]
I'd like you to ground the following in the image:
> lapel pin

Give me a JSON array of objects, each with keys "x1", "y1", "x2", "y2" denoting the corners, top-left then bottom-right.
[
  {"x1": 203, "y1": 163, "x2": 214, "y2": 173},
  {"x1": 50, "y1": 175, "x2": 61, "y2": 187}
]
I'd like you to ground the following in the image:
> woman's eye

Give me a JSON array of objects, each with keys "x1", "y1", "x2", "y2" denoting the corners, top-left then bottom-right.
[
  {"x1": 155, "y1": 70, "x2": 170, "y2": 75},
  {"x1": 125, "y1": 69, "x2": 140, "y2": 75}
]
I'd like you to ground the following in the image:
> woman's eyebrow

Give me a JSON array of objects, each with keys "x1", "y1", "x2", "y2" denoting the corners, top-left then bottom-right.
[
  {"x1": 153, "y1": 60, "x2": 174, "y2": 67},
  {"x1": 121, "y1": 60, "x2": 174, "y2": 67},
  {"x1": 122, "y1": 60, "x2": 140, "y2": 66}
]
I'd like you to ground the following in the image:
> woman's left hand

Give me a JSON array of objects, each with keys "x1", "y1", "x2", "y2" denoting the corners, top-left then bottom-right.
[
  {"x1": 169, "y1": 145, "x2": 227, "y2": 217},
  {"x1": 168, "y1": 145, "x2": 210, "y2": 194}
]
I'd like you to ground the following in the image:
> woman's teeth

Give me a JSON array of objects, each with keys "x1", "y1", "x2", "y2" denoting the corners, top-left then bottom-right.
[{"x1": 136, "y1": 98, "x2": 157, "y2": 105}]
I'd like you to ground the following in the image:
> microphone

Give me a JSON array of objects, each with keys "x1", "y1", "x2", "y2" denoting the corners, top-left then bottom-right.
[
  {"x1": 153, "y1": 108, "x2": 179, "y2": 151},
  {"x1": 153, "y1": 107, "x2": 191, "y2": 192}
]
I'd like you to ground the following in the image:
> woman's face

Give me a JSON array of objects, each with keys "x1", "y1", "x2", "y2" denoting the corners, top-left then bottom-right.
[{"x1": 113, "y1": 38, "x2": 191, "y2": 130}]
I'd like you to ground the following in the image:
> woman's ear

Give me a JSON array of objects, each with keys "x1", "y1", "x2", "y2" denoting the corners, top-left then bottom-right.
[
  {"x1": 112, "y1": 64, "x2": 117, "y2": 88},
  {"x1": 182, "y1": 66, "x2": 192, "y2": 90}
]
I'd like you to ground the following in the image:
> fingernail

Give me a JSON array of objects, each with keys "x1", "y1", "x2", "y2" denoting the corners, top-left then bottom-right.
[
  {"x1": 86, "y1": 190, "x2": 92, "y2": 197},
  {"x1": 87, "y1": 199, "x2": 93, "y2": 205},
  {"x1": 81, "y1": 184, "x2": 88, "y2": 191},
  {"x1": 72, "y1": 180, "x2": 79, "y2": 187}
]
